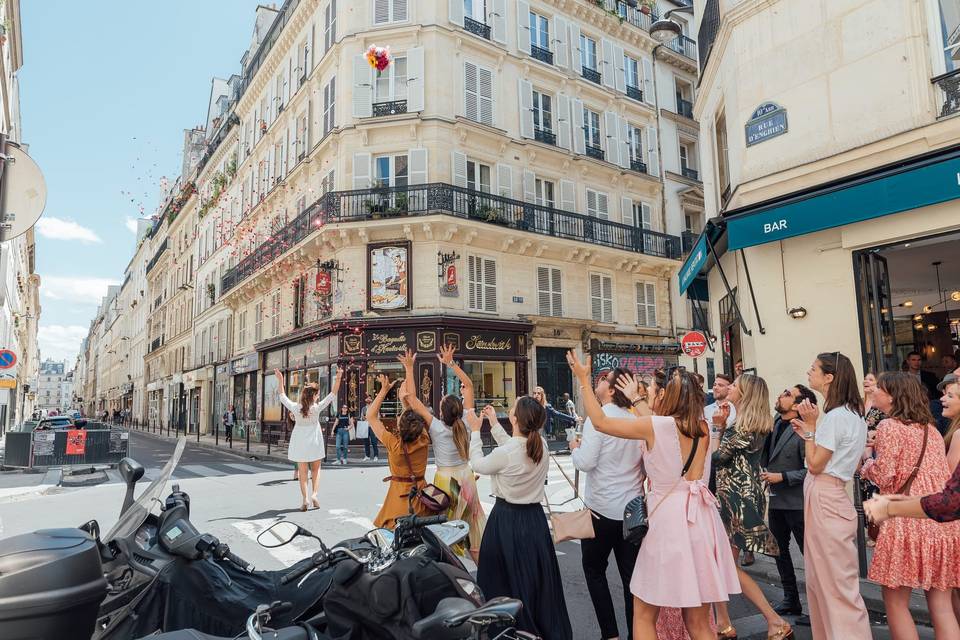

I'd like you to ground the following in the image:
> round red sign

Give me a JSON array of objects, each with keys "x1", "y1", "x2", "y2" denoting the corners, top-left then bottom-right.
[{"x1": 680, "y1": 331, "x2": 707, "y2": 358}]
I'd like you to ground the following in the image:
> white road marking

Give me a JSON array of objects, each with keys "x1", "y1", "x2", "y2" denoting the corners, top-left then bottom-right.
[
  {"x1": 177, "y1": 464, "x2": 228, "y2": 477},
  {"x1": 232, "y1": 518, "x2": 317, "y2": 566},
  {"x1": 220, "y1": 463, "x2": 277, "y2": 474},
  {"x1": 327, "y1": 508, "x2": 376, "y2": 532}
]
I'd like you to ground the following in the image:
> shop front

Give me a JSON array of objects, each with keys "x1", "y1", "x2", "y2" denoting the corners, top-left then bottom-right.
[
  {"x1": 590, "y1": 339, "x2": 680, "y2": 383},
  {"x1": 213, "y1": 363, "x2": 230, "y2": 437},
  {"x1": 230, "y1": 353, "x2": 260, "y2": 443}
]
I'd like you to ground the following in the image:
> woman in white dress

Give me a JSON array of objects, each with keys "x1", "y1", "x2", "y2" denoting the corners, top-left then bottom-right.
[{"x1": 274, "y1": 367, "x2": 343, "y2": 511}]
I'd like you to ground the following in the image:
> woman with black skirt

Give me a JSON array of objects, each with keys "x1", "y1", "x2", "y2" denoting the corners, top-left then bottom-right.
[{"x1": 467, "y1": 401, "x2": 573, "y2": 640}]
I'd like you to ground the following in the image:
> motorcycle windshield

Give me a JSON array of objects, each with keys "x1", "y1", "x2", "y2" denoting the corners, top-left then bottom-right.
[{"x1": 103, "y1": 437, "x2": 186, "y2": 543}]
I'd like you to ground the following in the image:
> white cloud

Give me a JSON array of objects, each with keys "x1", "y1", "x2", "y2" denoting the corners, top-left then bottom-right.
[
  {"x1": 38, "y1": 324, "x2": 88, "y2": 362},
  {"x1": 125, "y1": 217, "x2": 138, "y2": 233},
  {"x1": 40, "y1": 276, "x2": 120, "y2": 305},
  {"x1": 35, "y1": 217, "x2": 102, "y2": 244}
]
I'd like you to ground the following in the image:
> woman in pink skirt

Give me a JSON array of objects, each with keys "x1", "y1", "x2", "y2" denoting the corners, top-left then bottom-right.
[
  {"x1": 569, "y1": 355, "x2": 740, "y2": 639},
  {"x1": 860, "y1": 372, "x2": 960, "y2": 639}
]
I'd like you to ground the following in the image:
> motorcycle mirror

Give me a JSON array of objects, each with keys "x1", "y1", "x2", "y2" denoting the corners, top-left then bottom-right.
[
  {"x1": 365, "y1": 528, "x2": 395, "y2": 553},
  {"x1": 78, "y1": 520, "x2": 100, "y2": 540},
  {"x1": 257, "y1": 521, "x2": 301, "y2": 548}
]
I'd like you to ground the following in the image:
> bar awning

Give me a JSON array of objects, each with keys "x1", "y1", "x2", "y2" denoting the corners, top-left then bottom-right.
[{"x1": 678, "y1": 220, "x2": 727, "y2": 295}]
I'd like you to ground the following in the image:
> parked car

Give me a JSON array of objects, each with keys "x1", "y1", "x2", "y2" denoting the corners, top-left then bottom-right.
[{"x1": 18, "y1": 416, "x2": 74, "y2": 432}]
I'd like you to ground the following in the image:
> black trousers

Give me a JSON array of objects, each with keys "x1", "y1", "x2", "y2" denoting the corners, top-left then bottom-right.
[
  {"x1": 768, "y1": 508, "x2": 805, "y2": 603},
  {"x1": 580, "y1": 512, "x2": 639, "y2": 640}
]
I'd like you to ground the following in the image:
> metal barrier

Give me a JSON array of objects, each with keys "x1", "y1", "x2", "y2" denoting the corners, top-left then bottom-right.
[{"x1": 2, "y1": 426, "x2": 130, "y2": 469}]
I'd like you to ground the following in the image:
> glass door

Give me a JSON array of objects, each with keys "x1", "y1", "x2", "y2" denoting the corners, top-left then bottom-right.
[{"x1": 855, "y1": 250, "x2": 897, "y2": 374}]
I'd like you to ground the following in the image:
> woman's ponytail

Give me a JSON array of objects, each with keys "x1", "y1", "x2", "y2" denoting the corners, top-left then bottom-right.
[
  {"x1": 525, "y1": 428, "x2": 544, "y2": 464},
  {"x1": 441, "y1": 395, "x2": 470, "y2": 460}
]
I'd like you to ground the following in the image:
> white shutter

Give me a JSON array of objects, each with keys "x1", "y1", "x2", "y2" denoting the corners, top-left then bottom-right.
[
  {"x1": 614, "y1": 46, "x2": 626, "y2": 93},
  {"x1": 537, "y1": 267, "x2": 551, "y2": 316},
  {"x1": 483, "y1": 258, "x2": 497, "y2": 312},
  {"x1": 590, "y1": 273, "x2": 602, "y2": 321},
  {"x1": 522, "y1": 169, "x2": 536, "y2": 203},
  {"x1": 352, "y1": 54, "x2": 372, "y2": 118},
  {"x1": 407, "y1": 47, "x2": 424, "y2": 112},
  {"x1": 550, "y1": 268, "x2": 562, "y2": 317},
  {"x1": 572, "y1": 99, "x2": 586, "y2": 155},
  {"x1": 601, "y1": 38, "x2": 615, "y2": 89},
  {"x1": 352, "y1": 153, "x2": 371, "y2": 189},
  {"x1": 554, "y1": 16, "x2": 569, "y2": 68},
  {"x1": 570, "y1": 22, "x2": 582, "y2": 75},
  {"x1": 464, "y1": 62, "x2": 478, "y2": 121},
  {"x1": 642, "y1": 57, "x2": 655, "y2": 106},
  {"x1": 602, "y1": 276, "x2": 613, "y2": 323},
  {"x1": 478, "y1": 66, "x2": 494, "y2": 126},
  {"x1": 452, "y1": 151, "x2": 468, "y2": 187},
  {"x1": 468, "y1": 255, "x2": 479, "y2": 310},
  {"x1": 409, "y1": 148, "x2": 428, "y2": 185},
  {"x1": 516, "y1": 0, "x2": 531, "y2": 54},
  {"x1": 518, "y1": 79, "x2": 534, "y2": 139},
  {"x1": 637, "y1": 282, "x2": 657, "y2": 328},
  {"x1": 448, "y1": 0, "x2": 464, "y2": 26},
  {"x1": 557, "y1": 94, "x2": 572, "y2": 150},
  {"x1": 641, "y1": 202, "x2": 653, "y2": 229},
  {"x1": 586, "y1": 189, "x2": 597, "y2": 217},
  {"x1": 619, "y1": 116, "x2": 632, "y2": 169},
  {"x1": 491, "y1": 0, "x2": 507, "y2": 44},
  {"x1": 560, "y1": 179, "x2": 575, "y2": 211},
  {"x1": 646, "y1": 126, "x2": 660, "y2": 176},
  {"x1": 374, "y1": 0, "x2": 390, "y2": 23},
  {"x1": 597, "y1": 193, "x2": 609, "y2": 219},
  {"x1": 604, "y1": 111, "x2": 620, "y2": 166},
  {"x1": 496, "y1": 163, "x2": 513, "y2": 197},
  {"x1": 308, "y1": 17, "x2": 316, "y2": 64},
  {"x1": 621, "y1": 197, "x2": 634, "y2": 226}
]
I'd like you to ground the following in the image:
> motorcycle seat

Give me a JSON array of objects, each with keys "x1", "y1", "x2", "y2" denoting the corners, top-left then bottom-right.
[{"x1": 410, "y1": 597, "x2": 477, "y2": 638}]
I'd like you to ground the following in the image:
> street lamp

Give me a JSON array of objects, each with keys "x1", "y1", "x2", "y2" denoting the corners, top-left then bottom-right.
[{"x1": 649, "y1": 6, "x2": 695, "y2": 43}]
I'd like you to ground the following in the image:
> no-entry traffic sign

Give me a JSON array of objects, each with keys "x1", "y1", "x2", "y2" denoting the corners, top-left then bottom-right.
[
  {"x1": 680, "y1": 332, "x2": 707, "y2": 358},
  {"x1": 0, "y1": 350, "x2": 16, "y2": 369}
]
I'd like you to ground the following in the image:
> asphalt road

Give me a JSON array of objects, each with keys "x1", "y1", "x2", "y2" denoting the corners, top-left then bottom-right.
[{"x1": 0, "y1": 432, "x2": 933, "y2": 639}]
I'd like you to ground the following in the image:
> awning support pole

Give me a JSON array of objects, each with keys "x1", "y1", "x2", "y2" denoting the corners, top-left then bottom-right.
[
  {"x1": 689, "y1": 296, "x2": 716, "y2": 352},
  {"x1": 706, "y1": 234, "x2": 752, "y2": 336},
  {"x1": 739, "y1": 249, "x2": 766, "y2": 335}
]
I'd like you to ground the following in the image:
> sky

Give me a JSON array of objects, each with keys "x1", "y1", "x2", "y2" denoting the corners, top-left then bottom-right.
[{"x1": 20, "y1": 0, "x2": 265, "y2": 364}]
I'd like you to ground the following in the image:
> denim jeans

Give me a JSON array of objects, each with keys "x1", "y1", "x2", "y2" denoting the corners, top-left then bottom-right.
[
  {"x1": 365, "y1": 430, "x2": 380, "y2": 458},
  {"x1": 335, "y1": 428, "x2": 350, "y2": 462}
]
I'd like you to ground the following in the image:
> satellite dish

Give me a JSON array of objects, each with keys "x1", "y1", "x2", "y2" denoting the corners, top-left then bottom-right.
[{"x1": 1, "y1": 143, "x2": 47, "y2": 241}]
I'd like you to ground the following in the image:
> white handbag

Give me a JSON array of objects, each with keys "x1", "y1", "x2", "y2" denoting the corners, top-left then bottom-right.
[{"x1": 356, "y1": 420, "x2": 370, "y2": 440}]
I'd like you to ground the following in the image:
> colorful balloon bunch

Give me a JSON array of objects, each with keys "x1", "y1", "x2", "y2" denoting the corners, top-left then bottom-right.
[{"x1": 366, "y1": 44, "x2": 393, "y2": 76}]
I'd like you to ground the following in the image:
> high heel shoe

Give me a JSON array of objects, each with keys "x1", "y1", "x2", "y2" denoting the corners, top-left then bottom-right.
[
  {"x1": 311, "y1": 497, "x2": 320, "y2": 509},
  {"x1": 300, "y1": 502, "x2": 308, "y2": 512},
  {"x1": 718, "y1": 625, "x2": 737, "y2": 639},
  {"x1": 768, "y1": 623, "x2": 793, "y2": 640}
]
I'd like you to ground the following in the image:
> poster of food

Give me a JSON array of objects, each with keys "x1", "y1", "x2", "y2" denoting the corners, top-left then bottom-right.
[{"x1": 367, "y1": 242, "x2": 411, "y2": 310}]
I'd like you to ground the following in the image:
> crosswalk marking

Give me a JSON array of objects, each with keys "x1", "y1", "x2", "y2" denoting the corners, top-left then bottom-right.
[
  {"x1": 176, "y1": 464, "x2": 229, "y2": 478},
  {"x1": 221, "y1": 462, "x2": 276, "y2": 474}
]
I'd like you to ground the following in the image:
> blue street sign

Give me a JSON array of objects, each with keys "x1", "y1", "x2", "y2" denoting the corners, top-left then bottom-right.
[{"x1": 0, "y1": 350, "x2": 16, "y2": 369}]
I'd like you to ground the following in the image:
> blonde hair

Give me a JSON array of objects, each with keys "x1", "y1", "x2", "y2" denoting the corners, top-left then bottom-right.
[
  {"x1": 533, "y1": 386, "x2": 547, "y2": 407},
  {"x1": 945, "y1": 382, "x2": 959, "y2": 450},
  {"x1": 734, "y1": 374, "x2": 774, "y2": 435}
]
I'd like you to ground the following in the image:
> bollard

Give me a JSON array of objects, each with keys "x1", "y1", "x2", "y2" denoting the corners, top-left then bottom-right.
[{"x1": 246, "y1": 422, "x2": 250, "y2": 452}]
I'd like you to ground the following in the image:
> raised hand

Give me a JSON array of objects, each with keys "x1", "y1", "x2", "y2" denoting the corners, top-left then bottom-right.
[
  {"x1": 274, "y1": 368, "x2": 284, "y2": 386},
  {"x1": 713, "y1": 402, "x2": 731, "y2": 429},
  {"x1": 438, "y1": 343, "x2": 456, "y2": 366},
  {"x1": 796, "y1": 399, "x2": 819, "y2": 429},
  {"x1": 396, "y1": 349, "x2": 416, "y2": 370},
  {"x1": 615, "y1": 373, "x2": 643, "y2": 402},
  {"x1": 481, "y1": 404, "x2": 498, "y2": 424},
  {"x1": 375, "y1": 374, "x2": 392, "y2": 395},
  {"x1": 565, "y1": 350, "x2": 590, "y2": 380}
]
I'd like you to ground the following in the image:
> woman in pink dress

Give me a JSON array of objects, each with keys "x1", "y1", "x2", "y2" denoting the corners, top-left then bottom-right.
[
  {"x1": 569, "y1": 354, "x2": 740, "y2": 639},
  {"x1": 860, "y1": 372, "x2": 960, "y2": 639}
]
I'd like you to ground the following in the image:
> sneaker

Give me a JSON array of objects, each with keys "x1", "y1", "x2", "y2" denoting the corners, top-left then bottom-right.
[
  {"x1": 374, "y1": 456, "x2": 379, "y2": 462},
  {"x1": 362, "y1": 456, "x2": 370, "y2": 461}
]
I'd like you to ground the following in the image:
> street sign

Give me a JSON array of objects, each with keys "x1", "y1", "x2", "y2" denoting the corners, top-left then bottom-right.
[
  {"x1": 680, "y1": 331, "x2": 707, "y2": 358},
  {"x1": 0, "y1": 350, "x2": 16, "y2": 369},
  {"x1": 0, "y1": 378, "x2": 16, "y2": 389}
]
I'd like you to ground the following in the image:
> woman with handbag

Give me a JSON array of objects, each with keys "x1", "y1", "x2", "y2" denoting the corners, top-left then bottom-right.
[
  {"x1": 333, "y1": 405, "x2": 354, "y2": 465},
  {"x1": 366, "y1": 373, "x2": 433, "y2": 529},
  {"x1": 570, "y1": 367, "x2": 646, "y2": 640},
  {"x1": 397, "y1": 347, "x2": 486, "y2": 560},
  {"x1": 859, "y1": 372, "x2": 960, "y2": 639},
  {"x1": 567, "y1": 354, "x2": 740, "y2": 640},
  {"x1": 468, "y1": 400, "x2": 572, "y2": 640}
]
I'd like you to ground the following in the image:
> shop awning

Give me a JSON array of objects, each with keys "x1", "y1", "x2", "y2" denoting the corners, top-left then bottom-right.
[{"x1": 678, "y1": 220, "x2": 727, "y2": 294}]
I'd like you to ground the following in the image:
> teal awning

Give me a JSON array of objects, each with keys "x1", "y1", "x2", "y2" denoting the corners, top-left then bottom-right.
[
  {"x1": 726, "y1": 150, "x2": 960, "y2": 251},
  {"x1": 678, "y1": 233, "x2": 709, "y2": 294}
]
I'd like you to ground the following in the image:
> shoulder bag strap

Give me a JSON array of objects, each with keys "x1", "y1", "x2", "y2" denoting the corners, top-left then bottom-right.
[
  {"x1": 400, "y1": 441, "x2": 417, "y2": 483},
  {"x1": 897, "y1": 423, "x2": 930, "y2": 495}
]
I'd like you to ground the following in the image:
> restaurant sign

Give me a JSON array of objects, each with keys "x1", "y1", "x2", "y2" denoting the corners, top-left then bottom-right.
[
  {"x1": 230, "y1": 353, "x2": 259, "y2": 375},
  {"x1": 745, "y1": 102, "x2": 788, "y2": 146}
]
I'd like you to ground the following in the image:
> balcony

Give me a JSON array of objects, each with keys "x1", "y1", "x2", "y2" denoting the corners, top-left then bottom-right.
[
  {"x1": 464, "y1": 16, "x2": 491, "y2": 40},
  {"x1": 666, "y1": 35, "x2": 697, "y2": 61},
  {"x1": 581, "y1": 67, "x2": 602, "y2": 85},
  {"x1": 933, "y1": 68, "x2": 960, "y2": 119},
  {"x1": 677, "y1": 98, "x2": 694, "y2": 119},
  {"x1": 682, "y1": 230, "x2": 697, "y2": 254},
  {"x1": 145, "y1": 238, "x2": 168, "y2": 274},
  {"x1": 372, "y1": 100, "x2": 407, "y2": 117},
  {"x1": 626, "y1": 85, "x2": 643, "y2": 102},
  {"x1": 531, "y1": 44, "x2": 553, "y2": 66},
  {"x1": 630, "y1": 157, "x2": 648, "y2": 174},
  {"x1": 221, "y1": 182, "x2": 682, "y2": 293},
  {"x1": 681, "y1": 167, "x2": 700, "y2": 181},
  {"x1": 148, "y1": 337, "x2": 164, "y2": 354},
  {"x1": 615, "y1": 1, "x2": 658, "y2": 31},
  {"x1": 534, "y1": 127, "x2": 557, "y2": 146},
  {"x1": 585, "y1": 144, "x2": 605, "y2": 161},
  {"x1": 698, "y1": 0, "x2": 720, "y2": 73}
]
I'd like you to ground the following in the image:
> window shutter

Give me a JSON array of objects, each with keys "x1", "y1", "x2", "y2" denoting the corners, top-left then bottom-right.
[
  {"x1": 557, "y1": 94, "x2": 572, "y2": 150},
  {"x1": 491, "y1": 0, "x2": 507, "y2": 44},
  {"x1": 483, "y1": 257, "x2": 497, "y2": 312},
  {"x1": 352, "y1": 54, "x2": 373, "y2": 118},
  {"x1": 637, "y1": 282, "x2": 657, "y2": 328},
  {"x1": 619, "y1": 116, "x2": 631, "y2": 169},
  {"x1": 597, "y1": 194, "x2": 608, "y2": 219},
  {"x1": 646, "y1": 126, "x2": 660, "y2": 176},
  {"x1": 642, "y1": 57, "x2": 655, "y2": 106},
  {"x1": 409, "y1": 148, "x2": 428, "y2": 185},
  {"x1": 570, "y1": 22, "x2": 582, "y2": 75},
  {"x1": 374, "y1": 0, "x2": 390, "y2": 24},
  {"x1": 516, "y1": 1, "x2": 531, "y2": 54},
  {"x1": 590, "y1": 273, "x2": 602, "y2": 321},
  {"x1": 496, "y1": 163, "x2": 513, "y2": 198},
  {"x1": 323, "y1": 4, "x2": 332, "y2": 51},
  {"x1": 586, "y1": 190, "x2": 598, "y2": 217},
  {"x1": 559, "y1": 179, "x2": 575, "y2": 211},
  {"x1": 601, "y1": 38, "x2": 615, "y2": 89},
  {"x1": 518, "y1": 79, "x2": 534, "y2": 139},
  {"x1": 522, "y1": 169, "x2": 536, "y2": 203},
  {"x1": 537, "y1": 267, "x2": 550, "y2": 316},
  {"x1": 551, "y1": 267, "x2": 563, "y2": 317},
  {"x1": 468, "y1": 255, "x2": 479, "y2": 310},
  {"x1": 394, "y1": 0, "x2": 408, "y2": 21},
  {"x1": 641, "y1": 202, "x2": 653, "y2": 229},
  {"x1": 603, "y1": 111, "x2": 620, "y2": 166},
  {"x1": 572, "y1": 99, "x2": 586, "y2": 155},
  {"x1": 602, "y1": 276, "x2": 613, "y2": 322},
  {"x1": 352, "y1": 153, "x2": 371, "y2": 189},
  {"x1": 478, "y1": 66, "x2": 494, "y2": 126},
  {"x1": 452, "y1": 151, "x2": 468, "y2": 187},
  {"x1": 621, "y1": 197, "x2": 634, "y2": 226},
  {"x1": 328, "y1": 78, "x2": 337, "y2": 134},
  {"x1": 407, "y1": 47, "x2": 425, "y2": 112},
  {"x1": 464, "y1": 62, "x2": 478, "y2": 121},
  {"x1": 614, "y1": 46, "x2": 626, "y2": 93},
  {"x1": 448, "y1": 0, "x2": 464, "y2": 26},
  {"x1": 554, "y1": 16, "x2": 569, "y2": 68}
]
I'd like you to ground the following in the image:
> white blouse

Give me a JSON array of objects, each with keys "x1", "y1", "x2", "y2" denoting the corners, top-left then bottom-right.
[
  {"x1": 469, "y1": 424, "x2": 549, "y2": 504},
  {"x1": 430, "y1": 418, "x2": 467, "y2": 467},
  {"x1": 278, "y1": 391, "x2": 336, "y2": 428}
]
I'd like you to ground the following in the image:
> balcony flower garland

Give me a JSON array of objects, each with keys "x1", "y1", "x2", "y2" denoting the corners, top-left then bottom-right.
[{"x1": 366, "y1": 44, "x2": 393, "y2": 77}]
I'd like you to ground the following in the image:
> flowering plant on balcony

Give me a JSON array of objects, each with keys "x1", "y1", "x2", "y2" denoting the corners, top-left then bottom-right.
[
  {"x1": 637, "y1": 0, "x2": 656, "y2": 14},
  {"x1": 366, "y1": 44, "x2": 393, "y2": 77}
]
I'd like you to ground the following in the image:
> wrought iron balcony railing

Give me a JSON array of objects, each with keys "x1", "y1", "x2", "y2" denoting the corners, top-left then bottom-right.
[
  {"x1": 146, "y1": 239, "x2": 168, "y2": 274},
  {"x1": 531, "y1": 44, "x2": 554, "y2": 65},
  {"x1": 677, "y1": 98, "x2": 694, "y2": 119},
  {"x1": 682, "y1": 167, "x2": 700, "y2": 181},
  {"x1": 666, "y1": 35, "x2": 698, "y2": 61},
  {"x1": 933, "y1": 68, "x2": 960, "y2": 119},
  {"x1": 464, "y1": 16, "x2": 491, "y2": 40},
  {"x1": 221, "y1": 182, "x2": 682, "y2": 293},
  {"x1": 614, "y1": 1, "x2": 658, "y2": 31},
  {"x1": 534, "y1": 127, "x2": 557, "y2": 146},
  {"x1": 585, "y1": 144, "x2": 605, "y2": 161},
  {"x1": 630, "y1": 157, "x2": 648, "y2": 174},
  {"x1": 372, "y1": 100, "x2": 408, "y2": 117},
  {"x1": 626, "y1": 85, "x2": 643, "y2": 102},
  {"x1": 682, "y1": 230, "x2": 697, "y2": 254},
  {"x1": 582, "y1": 67, "x2": 602, "y2": 84}
]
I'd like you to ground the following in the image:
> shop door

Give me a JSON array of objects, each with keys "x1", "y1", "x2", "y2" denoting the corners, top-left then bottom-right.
[
  {"x1": 855, "y1": 251, "x2": 897, "y2": 374},
  {"x1": 536, "y1": 347, "x2": 572, "y2": 408}
]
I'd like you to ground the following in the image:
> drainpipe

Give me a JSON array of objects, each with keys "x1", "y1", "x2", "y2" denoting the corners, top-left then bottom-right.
[{"x1": 651, "y1": 44, "x2": 679, "y2": 342}]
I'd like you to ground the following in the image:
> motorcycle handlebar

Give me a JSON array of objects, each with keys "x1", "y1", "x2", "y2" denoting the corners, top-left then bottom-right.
[
  {"x1": 225, "y1": 549, "x2": 253, "y2": 572},
  {"x1": 280, "y1": 559, "x2": 317, "y2": 586}
]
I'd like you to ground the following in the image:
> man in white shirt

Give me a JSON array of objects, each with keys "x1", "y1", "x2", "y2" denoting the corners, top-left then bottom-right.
[
  {"x1": 570, "y1": 367, "x2": 645, "y2": 640},
  {"x1": 704, "y1": 373, "x2": 737, "y2": 434}
]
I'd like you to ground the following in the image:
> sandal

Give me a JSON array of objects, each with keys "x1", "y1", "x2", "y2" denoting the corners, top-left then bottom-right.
[
  {"x1": 311, "y1": 497, "x2": 320, "y2": 509},
  {"x1": 768, "y1": 623, "x2": 793, "y2": 640},
  {"x1": 300, "y1": 503, "x2": 308, "y2": 512},
  {"x1": 718, "y1": 626, "x2": 738, "y2": 640}
]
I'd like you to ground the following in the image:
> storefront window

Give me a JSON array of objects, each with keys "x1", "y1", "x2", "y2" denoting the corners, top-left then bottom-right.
[
  {"x1": 366, "y1": 361, "x2": 404, "y2": 417},
  {"x1": 458, "y1": 361, "x2": 516, "y2": 417},
  {"x1": 263, "y1": 373, "x2": 281, "y2": 422},
  {"x1": 288, "y1": 370, "x2": 303, "y2": 402}
]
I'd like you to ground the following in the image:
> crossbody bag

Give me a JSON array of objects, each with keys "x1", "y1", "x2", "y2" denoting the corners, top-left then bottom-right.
[
  {"x1": 867, "y1": 423, "x2": 928, "y2": 542},
  {"x1": 400, "y1": 441, "x2": 451, "y2": 513},
  {"x1": 544, "y1": 455, "x2": 599, "y2": 543}
]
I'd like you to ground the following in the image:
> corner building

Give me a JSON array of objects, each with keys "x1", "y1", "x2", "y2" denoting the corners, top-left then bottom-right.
[{"x1": 219, "y1": 0, "x2": 698, "y2": 437}]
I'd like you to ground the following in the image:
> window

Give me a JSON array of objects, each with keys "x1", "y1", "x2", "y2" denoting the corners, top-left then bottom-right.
[
  {"x1": 463, "y1": 0, "x2": 485, "y2": 21},
  {"x1": 532, "y1": 90, "x2": 552, "y2": 132},
  {"x1": 715, "y1": 111, "x2": 730, "y2": 200},
  {"x1": 580, "y1": 35, "x2": 598, "y2": 71},
  {"x1": 582, "y1": 107, "x2": 601, "y2": 149},
  {"x1": 275, "y1": 74, "x2": 285, "y2": 115},
  {"x1": 590, "y1": 273, "x2": 613, "y2": 323},
  {"x1": 586, "y1": 189, "x2": 609, "y2": 219},
  {"x1": 296, "y1": 112, "x2": 308, "y2": 157},
  {"x1": 937, "y1": 0, "x2": 959, "y2": 72},
  {"x1": 238, "y1": 310, "x2": 247, "y2": 348},
  {"x1": 631, "y1": 202, "x2": 653, "y2": 229},
  {"x1": 675, "y1": 78, "x2": 694, "y2": 117},
  {"x1": 466, "y1": 160, "x2": 491, "y2": 192},
  {"x1": 324, "y1": 0, "x2": 337, "y2": 52},
  {"x1": 321, "y1": 169, "x2": 336, "y2": 194},
  {"x1": 293, "y1": 276, "x2": 305, "y2": 329},
  {"x1": 374, "y1": 0, "x2": 407, "y2": 24},
  {"x1": 529, "y1": 12, "x2": 549, "y2": 50},
  {"x1": 679, "y1": 142, "x2": 691, "y2": 170},
  {"x1": 468, "y1": 255, "x2": 497, "y2": 312},
  {"x1": 374, "y1": 154, "x2": 408, "y2": 188},
  {"x1": 271, "y1": 291, "x2": 281, "y2": 337},
  {"x1": 636, "y1": 281, "x2": 657, "y2": 328},
  {"x1": 627, "y1": 125, "x2": 643, "y2": 162},
  {"x1": 464, "y1": 62, "x2": 494, "y2": 126},
  {"x1": 254, "y1": 302, "x2": 263, "y2": 342},
  {"x1": 323, "y1": 76, "x2": 336, "y2": 136},
  {"x1": 537, "y1": 266, "x2": 563, "y2": 317},
  {"x1": 624, "y1": 55, "x2": 640, "y2": 91},
  {"x1": 374, "y1": 56, "x2": 407, "y2": 102},
  {"x1": 534, "y1": 178, "x2": 554, "y2": 207}
]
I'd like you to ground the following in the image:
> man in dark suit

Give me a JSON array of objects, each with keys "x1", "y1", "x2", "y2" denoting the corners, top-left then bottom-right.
[{"x1": 761, "y1": 384, "x2": 817, "y2": 621}]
